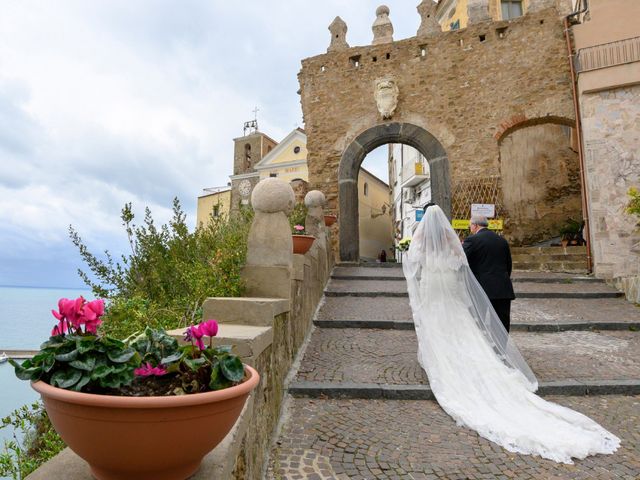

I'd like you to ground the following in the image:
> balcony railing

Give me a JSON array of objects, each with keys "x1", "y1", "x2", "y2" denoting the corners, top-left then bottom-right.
[{"x1": 576, "y1": 36, "x2": 640, "y2": 73}]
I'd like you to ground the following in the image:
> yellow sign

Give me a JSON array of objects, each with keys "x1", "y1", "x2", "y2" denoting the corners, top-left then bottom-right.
[
  {"x1": 452, "y1": 219, "x2": 470, "y2": 229},
  {"x1": 452, "y1": 219, "x2": 504, "y2": 231}
]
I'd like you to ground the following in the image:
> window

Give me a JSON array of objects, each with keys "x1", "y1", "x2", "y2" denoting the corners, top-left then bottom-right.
[
  {"x1": 450, "y1": 19, "x2": 460, "y2": 31},
  {"x1": 213, "y1": 205, "x2": 220, "y2": 218},
  {"x1": 364, "y1": 182, "x2": 369, "y2": 196},
  {"x1": 269, "y1": 173, "x2": 278, "y2": 178},
  {"x1": 293, "y1": 146, "x2": 301, "y2": 154},
  {"x1": 244, "y1": 144, "x2": 251, "y2": 171},
  {"x1": 501, "y1": 0, "x2": 522, "y2": 20}
]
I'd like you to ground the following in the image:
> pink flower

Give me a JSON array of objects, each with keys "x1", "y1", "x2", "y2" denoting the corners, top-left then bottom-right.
[
  {"x1": 83, "y1": 299, "x2": 105, "y2": 333},
  {"x1": 134, "y1": 362, "x2": 168, "y2": 377},
  {"x1": 185, "y1": 324, "x2": 205, "y2": 350},
  {"x1": 50, "y1": 296, "x2": 106, "y2": 336},
  {"x1": 199, "y1": 319, "x2": 219, "y2": 337},
  {"x1": 294, "y1": 225, "x2": 305, "y2": 232}
]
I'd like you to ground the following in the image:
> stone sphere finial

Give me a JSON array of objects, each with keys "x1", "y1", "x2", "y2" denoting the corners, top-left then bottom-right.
[
  {"x1": 376, "y1": 5, "x2": 390, "y2": 16},
  {"x1": 372, "y1": 5, "x2": 394, "y2": 45},
  {"x1": 328, "y1": 16, "x2": 349, "y2": 52},
  {"x1": 251, "y1": 178, "x2": 295, "y2": 214},
  {"x1": 304, "y1": 190, "x2": 326, "y2": 208}
]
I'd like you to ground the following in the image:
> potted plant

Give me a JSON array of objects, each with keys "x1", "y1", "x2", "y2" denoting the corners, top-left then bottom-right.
[
  {"x1": 324, "y1": 212, "x2": 337, "y2": 227},
  {"x1": 291, "y1": 224, "x2": 315, "y2": 254},
  {"x1": 559, "y1": 219, "x2": 584, "y2": 247},
  {"x1": 9, "y1": 297, "x2": 259, "y2": 480}
]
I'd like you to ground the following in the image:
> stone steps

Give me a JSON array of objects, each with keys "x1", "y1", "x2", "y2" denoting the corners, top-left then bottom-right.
[
  {"x1": 324, "y1": 278, "x2": 623, "y2": 299},
  {"x1": 290, "y1": 328, "x2": 640, "y2": 399}
]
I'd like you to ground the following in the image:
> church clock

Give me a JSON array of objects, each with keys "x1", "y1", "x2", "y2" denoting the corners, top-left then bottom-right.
[{"x1": 238, "y1": 180, "x2": 252, "y2": 197}]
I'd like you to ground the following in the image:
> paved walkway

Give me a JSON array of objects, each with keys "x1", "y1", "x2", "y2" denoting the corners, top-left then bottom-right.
[{"x1": 267, "y1": 267, "x2": 640, "y2": 479}]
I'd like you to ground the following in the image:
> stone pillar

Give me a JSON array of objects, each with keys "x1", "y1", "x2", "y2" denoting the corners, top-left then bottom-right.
[
  {"x1": 242, "y1": 178, "x2": 294, "y2": 299},
  {"x1": 305, "y1": 190, "x2": 328, "y2": 298},
  {"x1": 328, "y1": 16, "x2": 349, "y2": 52},
  {"x1": 467, "y1": 0, "x2": 491, "y2": 24},
  {"x1": 372, "y1": 5, "x2": 394, "y2": 45},
  {"x1": 417, "y1": 0, "x2": 440, "y2": 37}
]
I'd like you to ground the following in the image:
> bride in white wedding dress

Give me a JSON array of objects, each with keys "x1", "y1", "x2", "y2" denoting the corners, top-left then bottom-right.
[{"x1": 402, "y1": 205, "x2": 620, "y2": 464}]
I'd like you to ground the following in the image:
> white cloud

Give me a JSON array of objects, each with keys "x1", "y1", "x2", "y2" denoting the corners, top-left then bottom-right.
[{"x1": 0, "y1": 0, "x2": 423, "y2": 286}]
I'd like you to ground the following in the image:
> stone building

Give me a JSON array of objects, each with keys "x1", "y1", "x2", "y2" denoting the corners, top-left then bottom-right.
[
  {"x1": 299, "y1": 1, "x2": 579, "y2": 262},
  {"x1": 571, "y1": 0, "x2": 640, "y2": 300}
]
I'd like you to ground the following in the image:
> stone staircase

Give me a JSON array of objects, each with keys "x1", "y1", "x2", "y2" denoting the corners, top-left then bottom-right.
[
  {"x1": 267, "y1": 265, "x2": 640, "y2": 479},
  {"x1": 511, "y1": 246, "x2": 589, "y2": 273}
]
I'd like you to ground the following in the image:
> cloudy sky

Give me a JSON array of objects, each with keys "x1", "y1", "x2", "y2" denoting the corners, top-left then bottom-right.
[{"x1": 0, "y1": 0, "x2": 426, "y2": 288}]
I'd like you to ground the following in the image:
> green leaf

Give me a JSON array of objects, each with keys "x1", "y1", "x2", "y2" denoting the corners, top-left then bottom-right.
[
  {"x1": 184, "y1": 356, "x2": 206, "y2": 371},
  {"x1": 50, "y1": 369, "x2": 82, "y2": 389},
  {"x1": 71, "y1": 373, "x2": 92, "y2": 392},
  {"x1": 10, "y1": 359, "x2": 42, "y2": 381},
  {"x1": 42, "y1": 354, "x2": 56, "y2": 373},
  {"x1": 69, "y1": 356, "x2": 96, "y2": 371},
  {"x1": 76, "y1": 336, "x2": 97, "y2": 354},
  {"x1": 54, "y1": 350, "x2": 78, "y2": 362},
  {"x1": 90, "y1": 365, "x2": 114, "y2": 380},
  {"x1": 107, "y1": 348, "x2": 136, "y2": 363},
  {"x1": 209, "y1": 362, "x2": 232, "y2": 391},
  {"x1": 220, "y1": 355, "x2": 244, "y2": 382},
  {"x1": 160, "y1": 351, "x2": 182, "y2": 364}
]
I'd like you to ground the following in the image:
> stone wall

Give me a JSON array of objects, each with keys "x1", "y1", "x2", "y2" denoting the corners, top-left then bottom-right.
[
  {"x1": 298, "y1": 7, "x2": 575, "y2": 256},
  {"x1": 582, "y1": 85, "x2": 640, "y2": 291},
  {"x1": 500, "y1": 123, "x2": 582, "y2": 244}
]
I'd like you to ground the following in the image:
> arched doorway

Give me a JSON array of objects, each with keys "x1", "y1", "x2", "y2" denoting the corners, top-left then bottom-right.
[{"x1": 338, "y1": 122, "x2": 450, "y2": 262}]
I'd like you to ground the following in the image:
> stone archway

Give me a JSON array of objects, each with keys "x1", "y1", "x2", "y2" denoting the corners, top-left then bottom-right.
[{"x1": 338, "y1": 122, "x2": 450, "y2": 262}]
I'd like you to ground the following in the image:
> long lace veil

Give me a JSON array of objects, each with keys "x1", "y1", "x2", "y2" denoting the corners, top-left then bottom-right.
[{"x1": 402, "y1": 205, "x2": 538, "y2": 391}]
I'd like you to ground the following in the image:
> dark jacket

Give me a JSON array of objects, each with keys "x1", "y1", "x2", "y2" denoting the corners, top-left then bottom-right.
[{"x1": 462, "y1": 228, "x2": 515, "y2": 300}]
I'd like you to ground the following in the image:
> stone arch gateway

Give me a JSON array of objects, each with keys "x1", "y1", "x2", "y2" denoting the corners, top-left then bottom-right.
[
  {"x1": 298, "y1": 6, "x2": 577, "y2": 262},
  {"x1": 338, "y1": 122, "x2": 450, "y2": 262}
]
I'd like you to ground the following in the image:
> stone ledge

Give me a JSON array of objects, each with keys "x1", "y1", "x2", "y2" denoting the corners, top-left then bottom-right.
[
  {"x1": 288, "y1": 380, "x2": 640, "y2": 400},
  {"x1": 168, "y1": 324, "x2": 273, "y2": 367},
  {"x1": 25, "y1": 394, "x2": 255, "y2": 480},
  {"x1": 202, "y1": 297, "x2": 290, "y2": 327}
]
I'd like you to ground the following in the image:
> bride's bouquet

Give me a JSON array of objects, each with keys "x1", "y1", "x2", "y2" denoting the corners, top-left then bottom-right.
[{"x1": 398, "y1": 237, "x2": 411, "y2": 252}]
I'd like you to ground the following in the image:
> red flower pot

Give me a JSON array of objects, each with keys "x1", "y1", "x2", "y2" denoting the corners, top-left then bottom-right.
[
  {"x1": 32, "y1": 365, "x2": 260, "y2": 480},
  {"x1": 292, "y1": 234, "x2": 315, "y2": 254},
  {"x1": 324, "y1": 214, "x2": 337, "y2": 227}
]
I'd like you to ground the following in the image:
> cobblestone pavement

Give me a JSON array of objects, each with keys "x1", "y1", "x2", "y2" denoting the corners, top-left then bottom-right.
[
  {"x1": 296, "y1": 329, "x2": 640, "y2": 384},
  {"x1": 267, "y1": 396, "x2": 640, "y2": 480},
  {"x1": 316, "y1": 296, "x2": 640, "y2": 325},
  {"x1": 325, "y1": 279, "x2": 623, "y2": 297}
]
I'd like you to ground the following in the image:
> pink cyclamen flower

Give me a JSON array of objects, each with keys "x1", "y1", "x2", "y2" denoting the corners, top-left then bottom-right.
[
  {"x1": 294, "y1": 225, "x2": 305, "y2": 232},
  {"x1": 83, "y1": 299, "x2": 105, "y2": 334},
  {"x1": 199, "y1": 319, "x2": 219, "y2": 338},
  {"x1": 134, "y1": 362, "x2": 168, "y2": 377},
  {"x1": 185, "y1": 324, "x2": 205, "y2": 350}
]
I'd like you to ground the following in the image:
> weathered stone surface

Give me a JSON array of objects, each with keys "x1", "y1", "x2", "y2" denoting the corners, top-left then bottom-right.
[
  {"x1": 299, "y1": 8, "x2": 575, "y2": 260},
  {"x1": 267, "y1": 396, "x2": 640, "y2": 479},
  {"x1": 581, "y1": 85, "x2": 640, "y2": 289},
  {"x1": 202, "y1": 297, "x2": 289, "y2": 327},
  {"x1": 242, "y1": 265, "x2": 292, "y2": 299},
  {"x1": 328, "y1": 16, "x2": 349, "y2": 52},
  {"x1": 371, "y1": 5, "x2": 393, "y2": 45},
  {"x1": 417, "y1": 0, "x2": 440, "y2": 37},
  {"x1": 251, "y1": 177, "x2": 295, "y2": 214}
]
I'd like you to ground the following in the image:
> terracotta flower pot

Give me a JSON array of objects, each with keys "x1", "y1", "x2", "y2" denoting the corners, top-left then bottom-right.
[
  {"x1": 324, "y1": 214, "x2": 337, "y2": 227},
  {"x1": 32, "y1": 365, "x2": 260, "y2": 480},
  {"x1": 292, "y1": 234, "x2": 315, "y2": 254}
]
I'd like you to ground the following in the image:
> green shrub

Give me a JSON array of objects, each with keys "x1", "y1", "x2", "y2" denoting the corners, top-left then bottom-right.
[
  {"x1": 288, "y1": 202, "x2": 308, "y2": 231},
  {"x1": 69, "y1": 199, "x2": 253, "y2": 339},
  {"x1": 626, "y1": 187, "x2": 640, "y2": 225},
  {"x1": 0, "y1": 402, "x2": 65, "y2": 480}
]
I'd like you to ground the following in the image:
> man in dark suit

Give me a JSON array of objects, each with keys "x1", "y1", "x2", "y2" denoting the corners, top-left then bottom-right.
[{"x1": 462, "y1": 216, "x2": 515, "y2": 332}]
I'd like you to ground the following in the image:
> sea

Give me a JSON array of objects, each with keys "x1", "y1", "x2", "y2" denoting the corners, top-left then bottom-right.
[{"x1": 0, "y1": 285, "x2": 92, "y2": 476}]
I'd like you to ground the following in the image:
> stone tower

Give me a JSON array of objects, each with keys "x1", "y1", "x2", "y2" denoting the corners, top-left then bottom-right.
[{"x1": 230, "y1": 131, "x2": 278, "y2": 209}]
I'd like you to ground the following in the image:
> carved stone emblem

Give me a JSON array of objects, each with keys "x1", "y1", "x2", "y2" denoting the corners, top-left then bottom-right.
[{"x1": 374, "y1": 78, "x2": 399, "y2": 119}]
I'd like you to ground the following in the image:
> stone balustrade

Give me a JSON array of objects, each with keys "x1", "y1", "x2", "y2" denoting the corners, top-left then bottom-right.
[{"x1": 25, "y1": 179, "x2": 334, "y2": 480}]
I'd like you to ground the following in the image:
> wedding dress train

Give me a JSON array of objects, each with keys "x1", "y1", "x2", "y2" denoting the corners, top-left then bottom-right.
[{"x1": 403, "y1": 206, "x2": 620, "y2": 464}]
